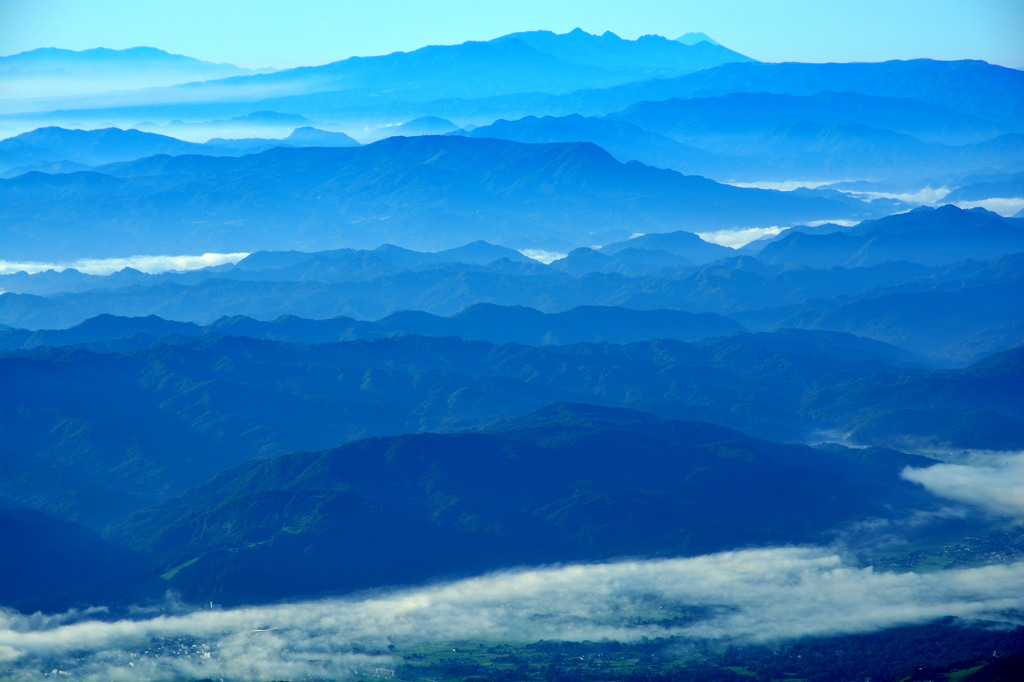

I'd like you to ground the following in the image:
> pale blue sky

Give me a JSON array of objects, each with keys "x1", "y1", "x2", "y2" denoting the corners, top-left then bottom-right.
[{"x1": 1, "y1": 0, "x2": 1022, "y2": 69}]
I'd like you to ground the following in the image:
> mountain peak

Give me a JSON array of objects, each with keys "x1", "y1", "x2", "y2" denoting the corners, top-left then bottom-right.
[
  {"x1": 676, "y1": 32, "x2": 720, "y2": 46},
  {"x1": 284, "y1": 126, "x2": 359, "y2": 147}
]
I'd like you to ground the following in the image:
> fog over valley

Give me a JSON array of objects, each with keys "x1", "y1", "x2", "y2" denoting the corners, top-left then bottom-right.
[{"x1": 3, "y1": 547, "x2": 1024, "y2": 681}]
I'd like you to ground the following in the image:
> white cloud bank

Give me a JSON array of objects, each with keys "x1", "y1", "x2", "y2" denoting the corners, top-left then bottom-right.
[
  {"x1": 0, "y1": 253, "x2": 250, "y2": 276},
  {"x1": 697, "y1": 226, "x2": 784, "y2": 248},
  {"x1": 953, "y1": 197, "x2": 1024, "y2": 217},
  {"x1": 2, "y1": 547, "x2": 1023, "y2": 680},
  {"x1": 727, "y1": 180, "x2": 841, "y2": 191},
  {"x1": 519, "y1": 248, "x2": 567, "y2": 264},
  {"x1": 839, "y1": 186, "x2": 953, "y2": 205},
  {"x1": 902, "y1": 451, "x2": 1024, "y2": 520}
]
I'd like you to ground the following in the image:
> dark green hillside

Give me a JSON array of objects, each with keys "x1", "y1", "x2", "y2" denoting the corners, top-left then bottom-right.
[{"x1": 105, "y1": 404, "x2": 937, "y2": 605}]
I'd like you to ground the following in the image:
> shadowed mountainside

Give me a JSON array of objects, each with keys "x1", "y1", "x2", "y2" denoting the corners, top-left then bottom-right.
[
  {"x1": 103, "y1": 403, "x2": 938, "y2": 606},
  {"x1": 0, "y1": 508, "x2": 152, "y2": 612}
]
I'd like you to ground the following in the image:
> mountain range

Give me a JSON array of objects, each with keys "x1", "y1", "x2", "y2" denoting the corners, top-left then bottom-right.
[
  {"x1": 2, "y1": 205, "x2": 1018, "y2": 364},
  {"x1": 1, "y1": 29, "x2": 1023, "y2": 680},
  {"x1": 0, "y1": 134, "x2": 897, "y2": 260},
  {"x1": 0, "y1": 304, "x2": 745, "y2": 350},
  {"x1": 0, "y1": 46, "x2": 267, "y2": 105},
  {"x1": 3, "y1": 31, "x2": 1020, "y2": 204},
  {"x1": 2, "y1": 30, "x2": 751, "y2": 116},
  {"x1": 460, "y1": 94, "x2": 1021, "y2": 183},
  {"x1": 0, "y1": 124, "x2": 360, "y2": 177},
  {"x1": 757, "y1": 204, "x2": 1024, "y2": 267},
  {"x1": 3, "y1": 316, "x2": 1021, "y2": 531}
]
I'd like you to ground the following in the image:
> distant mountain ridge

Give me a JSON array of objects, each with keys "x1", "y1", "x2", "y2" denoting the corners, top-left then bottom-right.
[
  {"x1": 402, "y1": 59, "x2": 1022, "y2": 143},
  {"x1": 492, "y1": 28, "x2": 751, "y2": 79},
  {"x1": 0, "y1": 135, "x2": 892, "y2": 260},
  {"x1": 1, "y1": 207, "x2": 1019, "y2": 365},
  {"x1": 601, "y1": 59, "x2": 1024, "y2": 126},
  {"x1": 5, "y1": 30, "x2": 751, "y2": 112},
  {"x1": 759, "y1": 205, "x2": 1024, "y2": 267},
  {"x1": 610, "y1": 91, "x2": 1006, "y2": 144},
  {"x1": 0, "y1": 46, "x2": 267, "y2": 103},
  {"x1": 460, "y1": 113, "x2": 728, "y2": 177},
  {"x1": 0, "y1": 304, "x2": 746, "y2": 351},
  {"x1": 459, "y1": 102, "x2": 1022, "y2": 183},
  {"x1": 0, "y1": 125, "x2": 363, "y2": 177},
  {"x1": 5, "y1": 38, "x2": 1019, "y2": 198},
  {"x1": 0, "y1": 46, "x2": 256, "y2": 76},
  {"x1": 0, "y1": 126, "x2": 205, "y2": 175}
]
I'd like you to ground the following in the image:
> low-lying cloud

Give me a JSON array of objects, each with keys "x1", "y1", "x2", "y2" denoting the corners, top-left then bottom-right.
[
  {"x1": 697, "y1": 226, "x2": 783, "y2": 248},
  {"x1": 838, "y1": 186, "x2": 952, "y2": 205},
  {"x1": 520, "y1": 248, "x2": 567, "y2": 264},
  {"x1": 953, "y1": 197, "x2": 1024, "y2": 217},
  {"x1": 0, "y1": 252, "x2": 249, "y2": 276},
  {"x1": 2, "y1": 546, "x2": 1022, "y2": 680},
  {"x1": 902, "y1": 451, "x2": 1024, "y2": 520},
  {"x1": 728, "y1": 179, "x2": 841, "y2": 191}
]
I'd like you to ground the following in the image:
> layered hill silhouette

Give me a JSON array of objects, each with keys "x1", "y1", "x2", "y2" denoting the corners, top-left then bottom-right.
[
  {"x1": 0, "y1": 305, "x2": 745, "y2": 350},
  {"x1": 460, "y1": 113, "x2": 729, "y2": 177},
  {"x1": 610, "y1": 91, "x2": 1007, "y2": 145},
  {"x1": 6, "y1": 30, "x2": 750, "y2": 115},
  {"x1": 599, "y1": 230, "x2": 735, "y2": 261},
  {"x1": 560, "y1": 59, "x2": 1024, "y2": 127},
  {"x1": 5, "y1": 35, "x2": 1021, "y2": 207},
  {"x1": 1, "y1": 207, "x2": 1019, "y2": 364},
  {"x1": 945, "y1": 171, "x2": 1024, "y2": 202},
  {"x1": 10, "y1": 35, "x2": 1020, "y2": 199},
  {"x1": 758, "y1": 205, "x2": 1024, "y2": 267},
  {"x1": 1, "y1": 30, "x2": 1023, "y2": 679},
  {"x1": 0, "y1": 135, "x2": 892, "y2": 260},
  {"x1": 0, "y1": 126, "x2": 207, "y2": 176},
  {"x1": 463, "y1": 95, "x2": 1021, "y2": 183},
  {"x1": 4, "y1": 256, "x2": 1016, "y2": 363},
  {"x1": 286, "y1": 58, "x2": 1023, "y2": 149},
  {"x1": 3, "y1": 325, "x2": 1020, "y2": 529},
  {"x1": 19, "y1": 51, "x2": 1019, "y2": 138},
  {"x1": 0, "y1": 46, "x2": 265, "y2": 105},
  {"x1": 0, "y1": 125, "x2": 361, "y2": 177}
]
